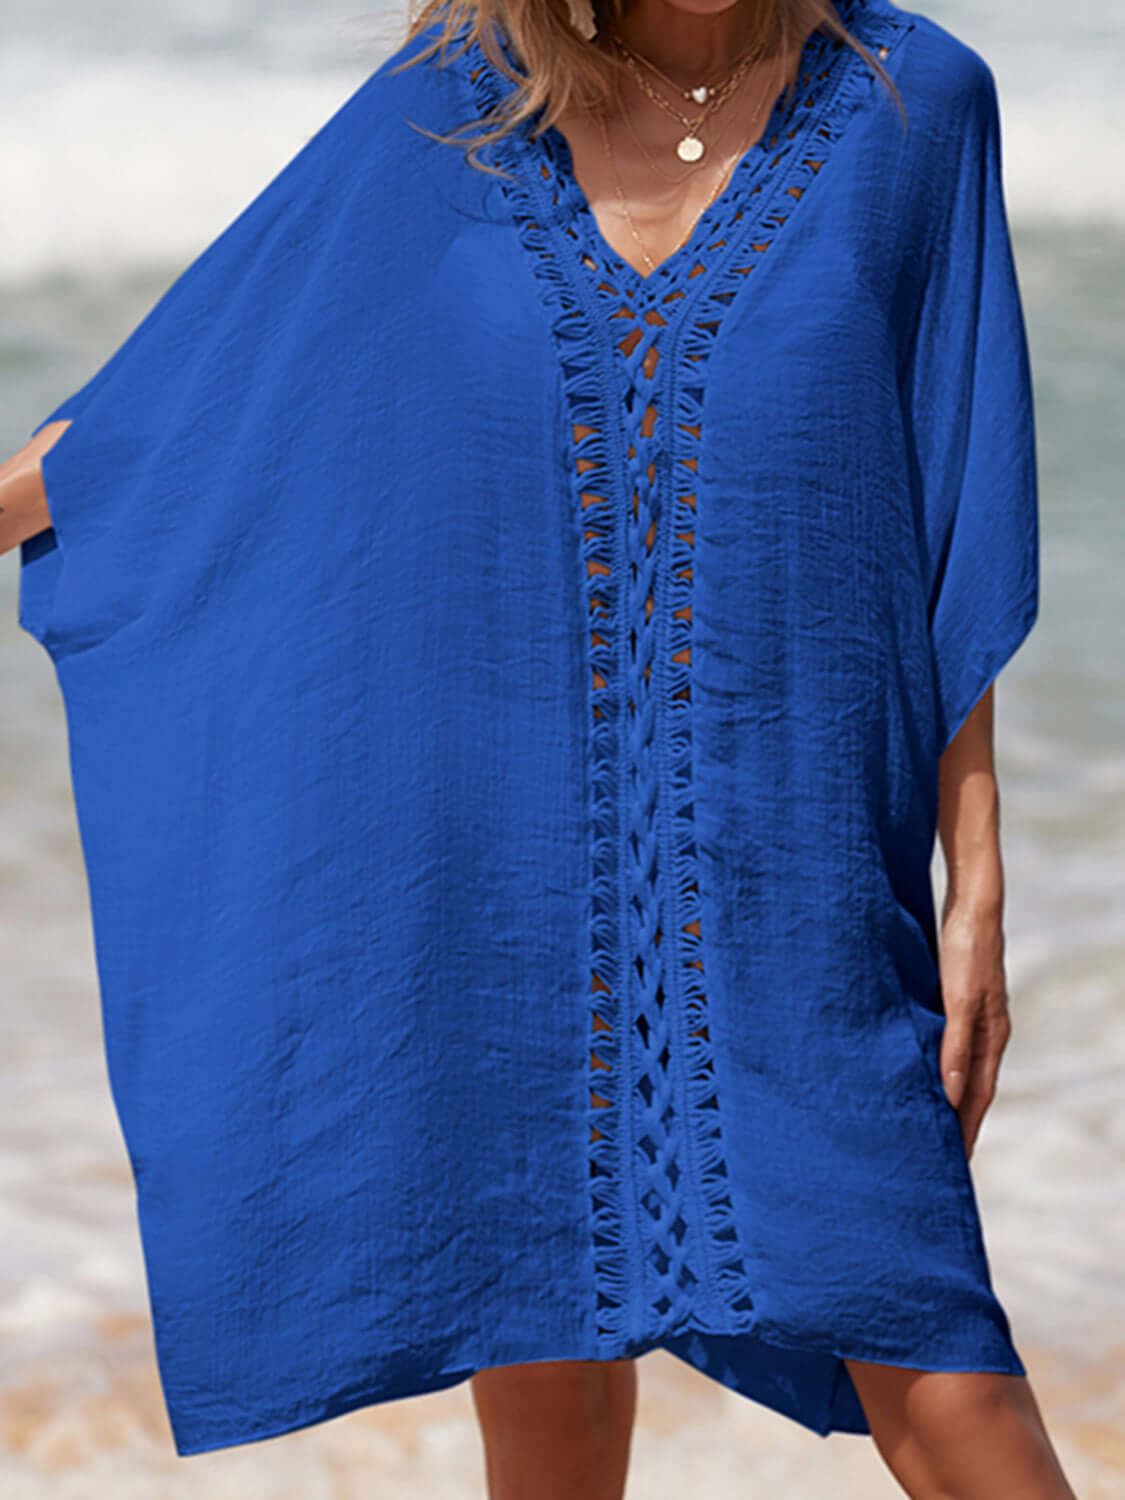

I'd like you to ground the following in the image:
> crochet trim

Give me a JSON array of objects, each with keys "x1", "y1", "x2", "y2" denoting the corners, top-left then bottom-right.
[{"x1": 462, "y1": 0, "x2": 913, "y2": 1350}]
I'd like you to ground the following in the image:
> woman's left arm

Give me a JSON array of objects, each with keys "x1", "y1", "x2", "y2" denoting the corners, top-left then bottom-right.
[{"x1": 935, "y1": 682, "x2": 1012, "y2": 1160}]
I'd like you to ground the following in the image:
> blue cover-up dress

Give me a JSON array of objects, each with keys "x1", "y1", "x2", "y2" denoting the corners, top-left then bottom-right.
[{"x1": 17, "y1": 0, "x2": 1040, "y2": 1457}]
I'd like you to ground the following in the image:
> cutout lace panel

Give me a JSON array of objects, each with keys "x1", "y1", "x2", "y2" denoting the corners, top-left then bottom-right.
[{"x1": 463, "y1": 0, "x2": 912, "y2": 1349}]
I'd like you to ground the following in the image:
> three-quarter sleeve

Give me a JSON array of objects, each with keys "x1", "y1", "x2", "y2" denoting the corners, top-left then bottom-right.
[{"x1": 900, "y1": 58, "x2": 1040, "y2": 758}]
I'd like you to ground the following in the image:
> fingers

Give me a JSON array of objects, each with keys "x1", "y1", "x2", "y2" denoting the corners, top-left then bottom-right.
[
  {"x1": 962, "y1": 1007, "x2": 1011, "y2": 1158},
  {"x1": 941, "y1": 1001, "x2": 1011, "y2": 1159},
  {"x1": 940, "y1": 1006, "x2": 974, "y2": 1115}
]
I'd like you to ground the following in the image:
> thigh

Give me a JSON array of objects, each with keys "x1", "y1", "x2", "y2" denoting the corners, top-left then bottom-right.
[
  {"x1": 470, "y1": 1359, "x2": 637, "y2": 1500},
  {"x1": 843, "y1": 1359, "x2": 1076, "y2": 1500}
]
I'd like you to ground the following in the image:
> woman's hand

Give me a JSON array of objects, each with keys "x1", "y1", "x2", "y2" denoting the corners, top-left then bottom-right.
[
  {"x1": 936, "y1": 683, "x2": 1013, "y2": 1160},
  {"x1": 0, "y1": 419, "x2": 71, "y2": 556},
  {"x1": 937, "y1": 902, "x2": 1012, "y2": 1160}
]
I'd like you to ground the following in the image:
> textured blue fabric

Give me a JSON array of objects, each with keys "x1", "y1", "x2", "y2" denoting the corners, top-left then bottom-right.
[{"x1": 18, "y1": 0, "x2": 1039, "y2": 1457}]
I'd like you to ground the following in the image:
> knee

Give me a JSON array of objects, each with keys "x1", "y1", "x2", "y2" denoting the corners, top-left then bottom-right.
[
  {"x1": 913, "y1": 1368, "x2": 1026, "y2": 1431},
  {"x1": 845, "y1": 1364, "x2": 1056, "y2": 1500}
]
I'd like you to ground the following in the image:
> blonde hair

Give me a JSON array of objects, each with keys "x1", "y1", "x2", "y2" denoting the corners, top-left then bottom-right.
[{"x1": 388, "y1": 0, "x2": 906, "y2": 177}]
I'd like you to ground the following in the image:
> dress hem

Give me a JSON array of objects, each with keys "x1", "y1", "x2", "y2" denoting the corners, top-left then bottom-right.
[{"x1": 167, "y1": 1317, "x2": 1027, "y2": 1456}]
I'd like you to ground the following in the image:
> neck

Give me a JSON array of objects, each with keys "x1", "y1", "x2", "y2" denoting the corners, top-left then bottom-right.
[{"x1": 614, "y1": 0, "x2": 791, "y2": 81}]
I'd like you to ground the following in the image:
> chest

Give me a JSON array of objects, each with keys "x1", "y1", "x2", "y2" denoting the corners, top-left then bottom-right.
[
  {"x1": 418, "y1": 148, "x2": 915, "y2": 510},
  {"x1": 546, "y1": 50, "x2": 806, "y2": 283},
  {"x1": 400, "y1": 20, "x2": 931, "y2": 646}
]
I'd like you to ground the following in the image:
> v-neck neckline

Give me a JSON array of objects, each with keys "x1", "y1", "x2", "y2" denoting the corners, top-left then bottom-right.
[{"x1": 512, "y1": 0, "x2": 869, "y2": 299}]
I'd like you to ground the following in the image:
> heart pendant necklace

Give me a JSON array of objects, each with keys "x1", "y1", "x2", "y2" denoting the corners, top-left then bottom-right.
[{"x1": 611, "y1": 28, "x2": 771, "y2": 162}]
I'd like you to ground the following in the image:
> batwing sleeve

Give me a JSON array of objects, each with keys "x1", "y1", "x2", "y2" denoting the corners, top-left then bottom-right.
[
  {"x1": 13, "y1": 43, "x2": 412, "y2": 659},
  {"x1": 900, "y1": 57, "x2": 1040, "y2": 759},
  {"x1": 16, "y1": 106, "x2": 341, "y2": 655}
]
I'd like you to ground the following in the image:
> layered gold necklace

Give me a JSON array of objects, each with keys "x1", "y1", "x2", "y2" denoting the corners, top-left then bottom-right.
[
  {"x1": 598, "y1": 28, "x2": 786, "y2": 273},
  {"x1": 610, "y1": 26, "x2": 771, "y2": 163}
]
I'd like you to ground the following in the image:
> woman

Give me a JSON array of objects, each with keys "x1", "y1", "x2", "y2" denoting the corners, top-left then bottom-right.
[{"x1": 0, "y1": 0, "x2": 1077, "y2": 1495}]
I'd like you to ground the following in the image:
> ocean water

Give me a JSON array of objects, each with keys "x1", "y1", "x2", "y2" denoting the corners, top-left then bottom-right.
[{"x1": 1, "y1": 1, "x2": 1122, "y2": 1494}]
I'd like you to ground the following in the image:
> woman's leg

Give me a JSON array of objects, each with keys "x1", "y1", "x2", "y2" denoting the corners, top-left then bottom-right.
[
  {"x1": 470, "y1": 1357, "x2": 637, "y2": 1500},
  {"x1": 844, "y1": 1360, "x2": 1078, "y2": 1500}
]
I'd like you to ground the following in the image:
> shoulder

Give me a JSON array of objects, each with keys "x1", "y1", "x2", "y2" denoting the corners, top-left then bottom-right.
[
  {"x1": 855, "y1": 0, "x2": 1007, "y2": 217},
  {"x1": 292, "y1": 20, "x2": 480, "y2": 185},
  {"x1": 253, "y1": 18, "x2": 494, "y2": 228},
  {"x1": 883, "y1": 5, "x2": 1001, "y2": 129},
  {"x1": 350, "y1": 20, "x2": 476, "y2": 121},
  {"x1": 845, "y1": 7, "x2": 1011, "y2": 322}
]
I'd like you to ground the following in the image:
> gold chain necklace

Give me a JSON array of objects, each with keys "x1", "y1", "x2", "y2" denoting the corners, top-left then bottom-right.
[
  {"x1": 614, "y1": 26, "x2": 770, "y2": 105},
  {"x1": 610, "y1": 27, "x2": 770, "y2": 162},
  {"x1": 616, "y1": 66, "x2": 772, "y2": 188},
  {"x1": 596, "y1": 100, "x2": 763, "y2": 275},
  {"x1": 594, "y1": 30, "x2": 789, "y2": 273}
]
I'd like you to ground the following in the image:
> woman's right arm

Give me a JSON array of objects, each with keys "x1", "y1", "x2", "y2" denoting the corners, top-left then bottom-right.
[{"x1": 0, "y1": 420, "x2": 72, "y2": 555}]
